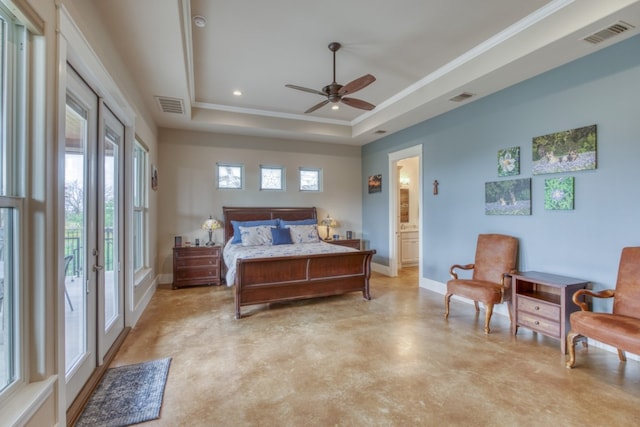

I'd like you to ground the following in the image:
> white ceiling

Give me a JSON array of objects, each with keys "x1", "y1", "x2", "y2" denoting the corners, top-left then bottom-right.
[{"x1": 93, "y1": 0, "x2": 640, "y2": 145}]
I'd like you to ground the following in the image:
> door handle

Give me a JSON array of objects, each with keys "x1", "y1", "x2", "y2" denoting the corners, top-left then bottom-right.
[{"x1": 93, "y1": 264, "x2": 104, "y2": 272}]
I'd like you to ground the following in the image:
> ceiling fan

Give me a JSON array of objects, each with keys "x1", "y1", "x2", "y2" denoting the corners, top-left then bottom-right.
[{"x1": 286, "y1": 42, "x2": 376, "y2": 114}]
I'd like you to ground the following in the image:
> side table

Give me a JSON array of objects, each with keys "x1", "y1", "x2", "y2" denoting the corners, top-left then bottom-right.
[{"x1": 512, "y1": 271, "x2": 589, "y2": 353}]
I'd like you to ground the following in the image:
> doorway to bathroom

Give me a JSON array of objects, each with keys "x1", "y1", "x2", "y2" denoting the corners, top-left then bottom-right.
[{"x1": 388, "y1": 145, "x2": 422, "y2": 279}]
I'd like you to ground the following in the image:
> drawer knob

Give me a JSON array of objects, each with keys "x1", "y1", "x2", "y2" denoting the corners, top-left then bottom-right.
[
  {"x1": 535, "y1": 306, "x2": 540, "y2": 310},
  {"x1": 534, "y1": 321, "x2": 540, "y2": 325}
]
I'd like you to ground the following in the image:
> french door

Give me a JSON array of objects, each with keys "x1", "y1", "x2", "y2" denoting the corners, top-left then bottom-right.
[{"x1": 63, "y1": 65, "x2": 125, "y2": 405}]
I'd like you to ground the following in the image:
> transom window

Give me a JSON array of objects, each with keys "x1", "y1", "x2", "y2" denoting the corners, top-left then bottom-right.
[
  {"x1": 260, "y1": 165, "x2": 284, "y2": 191},
  {"x1": 299, "y1": 168, "x2": 322, "y2": 192}
]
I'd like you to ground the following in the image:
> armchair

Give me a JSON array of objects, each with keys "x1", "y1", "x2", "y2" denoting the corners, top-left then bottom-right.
[
  {"x1": 445, "y1": 234, "x2": 518, "y2": 334},
  {"x1": 566, "y1": 246, "x2": 640, "y2": 368}
]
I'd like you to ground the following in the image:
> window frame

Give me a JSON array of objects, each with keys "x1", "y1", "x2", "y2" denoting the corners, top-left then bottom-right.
[
  {"x1": 259, "y1": 164, "x2": 285, "y2": 191},
  {"x1": 299, "y1": 167, "x2": 322, "y2": 192},
  {"x1": 216, "y1": 163, "x2": 244, "y2": 190},
  {"x1": 132, "y1": 139, "x2": 148, "y2": 277},
  {"x1": 0, "y1": 2, "x2": 27, "y2": 401}
]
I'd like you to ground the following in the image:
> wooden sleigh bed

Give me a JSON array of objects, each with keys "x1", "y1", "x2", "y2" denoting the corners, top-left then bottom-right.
[{"x1": 223, "y1": 206, "x2": 376, "y2": 318}]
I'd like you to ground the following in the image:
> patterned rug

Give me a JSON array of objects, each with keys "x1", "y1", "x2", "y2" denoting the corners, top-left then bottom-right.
[{"x1": 76, "y1": 357, "x2": 172, "y2": 427}]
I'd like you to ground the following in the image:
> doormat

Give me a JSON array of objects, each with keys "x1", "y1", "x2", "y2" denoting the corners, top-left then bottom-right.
[{"x1": 75, "y1": 357, "x2": 172, "y2": 427}]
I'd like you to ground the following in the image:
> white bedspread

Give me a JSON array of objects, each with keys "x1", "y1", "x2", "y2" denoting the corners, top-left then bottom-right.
[{"x1": 223, "y1": 240, "x2": 357, "y2": 286}]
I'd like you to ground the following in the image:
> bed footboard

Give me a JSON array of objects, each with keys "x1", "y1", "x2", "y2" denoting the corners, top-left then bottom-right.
[{"x1": 235, "y1": 250, "x2": 375, "y2": 318}]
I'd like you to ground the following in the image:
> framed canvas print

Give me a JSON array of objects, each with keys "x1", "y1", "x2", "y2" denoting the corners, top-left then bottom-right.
[
  {"x1": 498, "y1": 147, "x2": 520, "y2": 177},
  {"x1": 544, "y1": 176, "x2": 574, "y2": 210},
  {"x1": 368, "y1": 174, "x2": 382, "y2": 193},
  {"x1": 485, "y1": 178, "x2": 531, "y2": 215},
  {"x1": 532, "y1": 124, "x2": 597, "y2": 175}
]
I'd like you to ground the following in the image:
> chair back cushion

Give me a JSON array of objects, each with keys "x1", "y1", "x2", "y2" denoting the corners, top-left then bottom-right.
[
  {"x1": 613, "y1": 246, "x2": 640, "y2": 318},
  {"x1": 472, "y1": 234, "x2": 518, "y2": 284}
]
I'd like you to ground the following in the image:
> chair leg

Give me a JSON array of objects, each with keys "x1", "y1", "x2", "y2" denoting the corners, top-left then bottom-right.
[
  {"x1": 483, "y1": 303, "x2": 494, "y2": 334},
  {"x1": 65, "y1": 286, "x2": 74, "y2": 311},
  {"x1": 617, "y1": 349, "x2": 627, "y2": 362},
  {"x1": 473, "y1": 301, "x2": 480, "y2": 312},
  {"x1": 444, "y1": 293, "x2": 452, "y2": 319},
  {"x1": 566, "y1": 331, "x2": 579, "y2": 368}
]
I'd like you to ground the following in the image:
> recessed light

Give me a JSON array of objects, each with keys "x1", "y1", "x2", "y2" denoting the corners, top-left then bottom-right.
[
  {"x1": 233, "y1": 90, "x2": 242, "y2": 96},
  {"x1": 192, "y1": 15, "x2": 207, "y2": 28}
]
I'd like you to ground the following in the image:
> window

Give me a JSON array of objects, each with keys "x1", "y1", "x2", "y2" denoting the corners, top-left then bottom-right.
[
  {"x1": 217, "y1": 163, "x2": 243, "y2": 189},
  {"x1": 260, "y1": 165, "x2": 284, "y2": 191},
  {"x1": 133, "y1": 140, "x2": 148, "y2": 275},
  {"x1": 299, "y1": 168, "x2": 321, "y2": 192},
  {"x1": 0, "y1": 3, "x2": 26, "y2": 397}
]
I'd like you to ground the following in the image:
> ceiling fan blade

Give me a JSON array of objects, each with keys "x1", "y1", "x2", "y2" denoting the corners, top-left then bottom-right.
[
  {"x1": 341, "y1": 97, "x2": 375, "y2": 111},
  {"x1": 305, "y1": 99, "x2": 330, "y2": 114},
  {"x1": 285, "y1": 84, "x2": 325, "y2": 97},
  {"x1": 338, "y1": 74, "x2": 376, "y2": 96}
]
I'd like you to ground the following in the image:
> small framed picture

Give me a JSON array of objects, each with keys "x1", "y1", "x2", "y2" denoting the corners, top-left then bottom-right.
[
  {"x1": 368, "y1": 174, "x2": 382, "y2": 193},
  {"x1": 174, "y1": 236, "x2": 182, "y2": 247}
]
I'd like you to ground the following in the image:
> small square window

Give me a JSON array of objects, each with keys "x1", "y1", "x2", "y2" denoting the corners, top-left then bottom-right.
[
  {"x1": 260, "y1": 165, "x2": 284, "y2": 191},
  {"x1": 300, "y1": 168, "x2": 321, "y2": 192},
  {"x1": 217, "y1": 163, "x2": 244, "y2": 189}
]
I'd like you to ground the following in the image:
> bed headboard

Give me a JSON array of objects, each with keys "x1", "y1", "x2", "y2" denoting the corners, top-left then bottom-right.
[{"x1": 222, "y1": 206, "x2": 317, "y2": 243}]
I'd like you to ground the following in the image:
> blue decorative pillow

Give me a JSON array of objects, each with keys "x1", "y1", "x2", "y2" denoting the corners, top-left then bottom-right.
[
  {"x1": 271, "y1": 227, "x2": 292, "y2": 245},
  {"x1": 231, "y1": 219, "x2": 279, "y2": 243},
  {"x1": 279, "y1": 218, "x2": 317, "y2": 227}
]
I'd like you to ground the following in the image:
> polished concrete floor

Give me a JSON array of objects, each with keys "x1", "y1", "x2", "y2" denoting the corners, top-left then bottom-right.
[{"x1": 112, "y1": 268, "x2": 640, "y2": 426}]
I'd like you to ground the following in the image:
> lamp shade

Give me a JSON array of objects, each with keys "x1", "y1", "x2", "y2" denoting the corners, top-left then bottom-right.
[
  {"x1": 201, "y1": 216, "x2": 222, "y2": 231},
  {"x1": 321, "y1": 215, "x2": 337, "y2": 227}
]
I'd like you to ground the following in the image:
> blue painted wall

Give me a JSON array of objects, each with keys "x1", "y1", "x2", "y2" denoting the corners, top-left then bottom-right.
[{"x1": 362, "y1": 34, "x2": 640, "y2": 301}]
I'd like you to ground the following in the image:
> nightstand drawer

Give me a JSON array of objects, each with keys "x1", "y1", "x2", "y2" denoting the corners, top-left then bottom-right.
[
  {"x1": 176, "y1": 257, "x2": 220, "y2": 268},
  {"x1": 175, "y1": 267, "x2": 219, "y2": 282},
  {"x1": 517, "y1": 296, "x2": 560, "y2": 320},
  {"x1": 518, "y1": 312, "x2": 560, "y2": 337},
  {"x1": 174, "y1": 247, "x2": 220, "y2": 258},
  {"x1": 327, "y1": 239, "x2": 361, "y2": 250}
]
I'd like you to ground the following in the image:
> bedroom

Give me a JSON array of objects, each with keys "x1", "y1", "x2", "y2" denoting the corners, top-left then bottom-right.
[{"x1": 2, "y1": 1, "x2": 640, "y2": 426}]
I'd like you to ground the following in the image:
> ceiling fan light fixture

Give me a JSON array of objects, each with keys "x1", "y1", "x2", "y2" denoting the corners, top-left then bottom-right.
[{"x1": 331, "y1": 105, "x2": 339, "y2": 110}]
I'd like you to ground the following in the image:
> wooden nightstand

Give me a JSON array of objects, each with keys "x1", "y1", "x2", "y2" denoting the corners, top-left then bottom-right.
[
  {"x1": 511, "y1": 271, "x2": 588, "y2": 353},
  {"x1": 326, "y1": 239, "x2": 361, "y2": 250},
  {"x1": 172, "y1": 246, "x2": 221, "y2": 289}
]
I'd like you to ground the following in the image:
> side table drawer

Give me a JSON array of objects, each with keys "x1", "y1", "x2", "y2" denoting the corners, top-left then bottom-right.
[
  {"x1": 518, "y1": 312, "x2": 560, "y2": 338},
  {"x1": 517, "y1": 296, "x2": 560, "y2": 320},
  {"x1": 175, "y1": 267, "x2": 219, "y2": 282},
  {"x1": 176, "y1": 257, "x2": 220, "y2": 268},
  {"x1": 174, "y1": 247, "x2": 220, "y2": 258}
]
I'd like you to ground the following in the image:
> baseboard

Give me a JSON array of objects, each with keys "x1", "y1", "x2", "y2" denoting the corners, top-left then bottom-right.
[{"x1": 371, "y1": 262, "x2": 392, "y2": 276}]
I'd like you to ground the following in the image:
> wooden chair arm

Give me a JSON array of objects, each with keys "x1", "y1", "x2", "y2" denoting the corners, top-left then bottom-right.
[
  {"x1": 501, "y1": 270, "x2": 518, "y2": 288},
  {"x1": 572, "y1": 288, "x2": 616, "y2": 311},
  {"x1": 449, "y1": 263, "x2": 474, "y2": 280}
]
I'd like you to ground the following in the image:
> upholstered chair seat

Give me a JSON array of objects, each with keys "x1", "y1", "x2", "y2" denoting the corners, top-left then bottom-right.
[
  {"x1": 445, "y1": 234, "x2": 519, "y2": 334},
  {"x1": 567, "y1": 246, "x2": 640, "y2": 368}
]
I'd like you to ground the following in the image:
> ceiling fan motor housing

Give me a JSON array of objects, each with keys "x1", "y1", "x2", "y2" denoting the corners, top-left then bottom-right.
[{"x1": 323, "y1": 84, "x2": 343, "y2": 102}]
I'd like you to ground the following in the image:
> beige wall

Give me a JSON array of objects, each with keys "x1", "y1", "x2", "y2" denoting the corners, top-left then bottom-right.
[{"x1": 157, "y1": 128, "x2": 363, "y2": 280}]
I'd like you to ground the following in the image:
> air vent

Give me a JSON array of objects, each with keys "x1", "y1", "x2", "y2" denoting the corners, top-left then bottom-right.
[
  {"x1": 155, "y1": 96, "x2": 185, "y2": 114},
  {"x1": 374, "y1": 130, "x2": 387, "y2": 134},
  {"x1": 583, "y1": 21, "x2": 635, "y2": 44},
  {"x1": 449, "y1": 92, "x2": 474, "y2": 102}
]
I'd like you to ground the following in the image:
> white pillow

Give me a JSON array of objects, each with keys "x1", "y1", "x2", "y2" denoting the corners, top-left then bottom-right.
[
  {"x1": 239, "y1": 225, "x2": 273, "y2": 246},
  {"x1": 285, "y1": 224, "x2": 320, "y2": 244}
]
